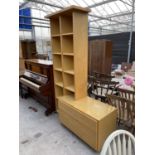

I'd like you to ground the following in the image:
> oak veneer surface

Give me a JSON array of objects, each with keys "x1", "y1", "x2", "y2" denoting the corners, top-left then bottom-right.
[
  {"x1": 59, "y1": 96, "x2": 116, "y2": 121},
  {"x1": 45, "y1": 5, "x2": 90, "y2": 18},
  {"x1": 58, "y1": 95, "x2": 117, "y2": 151},
  {"x1": 47, "y1": 6, "x2": 90, "y2": 109}
]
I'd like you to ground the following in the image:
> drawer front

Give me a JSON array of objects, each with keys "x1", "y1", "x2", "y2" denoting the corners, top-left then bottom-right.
[
  {"x1": 59, "y1": 108, "x2": 97, "y2": 150},
  {"x1": 58, "y1": 100, "x2": 97, "y2": 132}
]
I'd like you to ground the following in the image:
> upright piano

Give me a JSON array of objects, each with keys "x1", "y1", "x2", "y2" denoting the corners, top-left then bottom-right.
[{"x1": 19, "y1": 59, "x2": 55, "y2": 116}]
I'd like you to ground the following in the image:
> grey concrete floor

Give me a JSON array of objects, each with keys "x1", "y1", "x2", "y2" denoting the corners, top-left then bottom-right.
[{"x1": 19, "y1": 97, "x2": 100, "y2": 155}]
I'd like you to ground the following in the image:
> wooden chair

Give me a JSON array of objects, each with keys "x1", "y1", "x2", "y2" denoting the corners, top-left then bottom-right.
[
  {"x1": 106, "y1": 94, "x2": 135, "y2": 133},
  {"x1": 91, "y1": 79, "x2": 119, "y2": 102},
  {"x1": 88, "y1": 75, "x2": 95, "y2": 97},
  {"x1": 92, "y1": 71, "x2": 115, "y2": 81},
  {"x1": 117, "y1": 88, "x2": 135, "y2": 102},
  {"x1": 100, "y1": 129, "x2": 135, "y2": 155}
]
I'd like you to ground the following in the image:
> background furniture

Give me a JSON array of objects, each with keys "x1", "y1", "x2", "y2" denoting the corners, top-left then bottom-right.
[
  {"x1": 121, "y1": 62, "x2": 132, "y2": 72},
  {"x1": 46, "y1": 6, "x2": 89, "y2": 109},
  {"x1": 89, "y1": 32, "x2": 135, "y2": 64},
  {"x1": 117, "y1": 88, "x2": 135, "y2": 102},
  {"x1": 106, "y1": 94, "x2": 135, "y2": 133},
  {"x1": 20, "y1": 59, "x2": 55, "y2": 115},
  {"x1": 19, "y1": 40, "x2": 37, "y2": 74},
  {"x1": 100, "y1": 129, "x2": 135, "y2": 155},
  {"x1": 19, "y1": 40, "x2": 37, "y2": 59},
  {"x1": 88, "y1": 39, "x2": 112, "y2": 75},
  {"x1": 35, "y1": 54, "x2": 49, "y2": 60},
  {"x1": 92, "y1": 71, "x2": 115, "y2": 81},
  {"x1": 91, "y1": 79, "x2": 119, "y2": 102}
]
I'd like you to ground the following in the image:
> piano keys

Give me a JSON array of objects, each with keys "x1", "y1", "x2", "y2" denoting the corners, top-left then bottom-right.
[{"x1": 19, "y1": 59, "x2": 55, "y2": 116}]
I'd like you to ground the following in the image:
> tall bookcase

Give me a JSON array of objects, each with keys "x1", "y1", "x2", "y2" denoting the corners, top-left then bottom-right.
[{"x1": 46, "y1": 6, "x2": 90, "y2": 109}]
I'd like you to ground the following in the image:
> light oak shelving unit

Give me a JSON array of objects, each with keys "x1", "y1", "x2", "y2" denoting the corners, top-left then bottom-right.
[
  {"x1": 46, "y1": 6, "x2": 117, "y2": 151},
  {"x1": 47, "y1": 6, "x2": 90, "y2": 108}
]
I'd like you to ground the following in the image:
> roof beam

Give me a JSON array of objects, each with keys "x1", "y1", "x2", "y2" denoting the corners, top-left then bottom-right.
[
  {"x1": 89, "y1": 26, "x2": 122, "y2": 32},
  {"x1": 19, "y1": 15, "x2": 49, "y2": 21},
  {"x1": 24, "y1": 0, "x2": 133, "y2": 27},
  {"x1": 89, "y1": 14, "x2": 132, "y2": 26},
  {"x1": 27, "y1": 0, "x2": 63, "y2": 9},
  {"x1": 19, "y1": 1, "x2": 29, "y2": 9},
  {"x1": 119, "y1": 0, "x2": 133, "y2": 7},
  {"x1": 89, "y1": 11, "x2": 134, "y2": 23},
  {"x1": 88, "y1": 0, "x2": 118, "y2": 8}
]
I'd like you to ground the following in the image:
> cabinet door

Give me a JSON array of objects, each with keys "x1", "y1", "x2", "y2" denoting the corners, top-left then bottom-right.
[{"x1": 88, "y1": 40, "x2": 112, "y2": 75}]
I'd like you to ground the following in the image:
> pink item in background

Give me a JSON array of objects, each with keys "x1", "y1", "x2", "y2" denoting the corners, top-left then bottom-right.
[{"x1": 124, "y1": 76, "x2": 134, "y2": 86}]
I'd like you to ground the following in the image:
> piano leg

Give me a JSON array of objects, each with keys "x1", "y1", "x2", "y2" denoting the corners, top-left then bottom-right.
[
  {"x1": 19, "y1": 82, "x2": 30, "y2": 99},
  {"x1": 44, "y1": 95, "x2": 55, "y2": 116},
  {"x1": 45, "y1": 108, "x2": 53, "y2": 116}
]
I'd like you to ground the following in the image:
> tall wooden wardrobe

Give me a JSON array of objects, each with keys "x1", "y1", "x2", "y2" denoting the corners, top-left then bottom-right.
[{"x1": 88, "y1": 39, "x2": 112, "y2": 75}]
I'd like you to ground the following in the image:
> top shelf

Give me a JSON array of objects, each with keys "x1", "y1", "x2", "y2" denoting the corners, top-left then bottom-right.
[
  {"x1": 50, "y1": 14, "x2": 73, "y2": 35},
  {"x1": 60, "y1": 15, "x2": 73, "y2": 34}
]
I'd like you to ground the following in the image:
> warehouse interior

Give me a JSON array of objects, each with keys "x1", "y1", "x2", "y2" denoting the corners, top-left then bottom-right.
[{"x1": 19, "y1": 0, "x2": 135, "y2": 155}]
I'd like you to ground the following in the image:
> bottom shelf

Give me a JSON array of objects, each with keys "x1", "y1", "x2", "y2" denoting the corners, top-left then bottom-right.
[
  {"x1": 64, "y1": 89, "x2": 74, "y2": 98},
  {"x1": 55, "y1": 85, "x2": 63, "y2": 98}
]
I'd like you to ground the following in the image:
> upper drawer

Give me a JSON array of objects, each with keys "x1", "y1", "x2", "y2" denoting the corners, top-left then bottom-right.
[{"x1": 58, "y1": 100, "x2": 97, "y2": 133}]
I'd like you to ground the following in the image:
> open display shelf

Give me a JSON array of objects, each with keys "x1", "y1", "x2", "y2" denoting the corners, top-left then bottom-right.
[
  {"x1": 52, "y1": 36, "x2": 61, "y2": 53},
  {"x1": 53, "y1": 55, "x2": 62, "y2": 70},
  {"x1": 64, "y1": 89, "x2": 75, "y2": 97},
  {"x1": 60, "y1": 15, "x2": 73, "y2": 34},
  {"x1": 62, "y1": 35, "x2": 73, "y2": 54},
  {"x1": 51, "y1": 18, "x2": 60, "y2": 35},
  {"x1": 64, "y1": 73, "x2": 74, "y2": 92},
  {"x1": 48, "y1": 6, "x2": 89, "y2": 108},
  {"x1": 63, "y1": 56, "x2": 74, "y2": 74},
  {"x1": 54, "y1": 70, "x2": 63, "y2": 87},
  {"x1": 55, "y1": 85, "x2": 63, "y2": 98}
]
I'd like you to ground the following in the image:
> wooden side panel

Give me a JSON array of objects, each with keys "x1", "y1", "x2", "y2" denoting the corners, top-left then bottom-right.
[
  {"x1": 73, "y1": 12, "x2": 88, "y2": 99},
  {"x1": 97, "y1": 110, "x2": 117, "y2": 151},
  {"x1": 19, "y1": 58, "x2": 25, "y2": 74}
]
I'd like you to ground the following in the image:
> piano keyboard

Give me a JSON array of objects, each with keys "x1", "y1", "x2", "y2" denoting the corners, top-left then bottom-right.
[{"x1": 20, "y1": 77, "x2": 40, "y2": 92}]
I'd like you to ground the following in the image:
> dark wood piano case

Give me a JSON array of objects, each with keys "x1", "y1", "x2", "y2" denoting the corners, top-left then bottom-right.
[{"x1": 22, "y1": 59, "x2": 55, "y2": 116}]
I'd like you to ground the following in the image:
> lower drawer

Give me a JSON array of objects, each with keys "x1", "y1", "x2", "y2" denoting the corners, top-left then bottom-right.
[{"x1": 59, "y1": 108, "x2": 97, "y2": 150}]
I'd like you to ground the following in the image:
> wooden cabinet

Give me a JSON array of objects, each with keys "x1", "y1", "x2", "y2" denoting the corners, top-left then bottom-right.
[
  {"x1": 47, "y1": 6, "x2": 117, "y2": 151},
  {"x1": 19, "y1": 40, "x2": 37, "y2": 59},
  {"x1": 58, "y1": 96, "x2": 117, "y2": 151},
  {"x1": 88, "y1": 39, "x2": 112, "y2": 75},
  {"x1": 46, "y1": 6, "x2": 90, "y2": 109}
]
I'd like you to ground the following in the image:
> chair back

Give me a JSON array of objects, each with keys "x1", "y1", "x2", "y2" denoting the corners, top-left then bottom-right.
[
  {"x1": 92, "y1": 71, "x2": 115, "y2": 81},
  {"x1": 106, "y1": 95, "x2": 135, "y2": 130},
  {"x1": 117, "y1": 88, "x2": 135, "y2": 101},
  {"x1": 91, "y1": 80, "x2": 119, "y2": 102},
  {"x1": 100, "y1": 129, "x2": 135, "y2": 155}
]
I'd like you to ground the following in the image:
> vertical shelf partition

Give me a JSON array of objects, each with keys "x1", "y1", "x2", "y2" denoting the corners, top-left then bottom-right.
[{"x1": 47, "y1": 6, "x2": 90, "y2": 110}]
